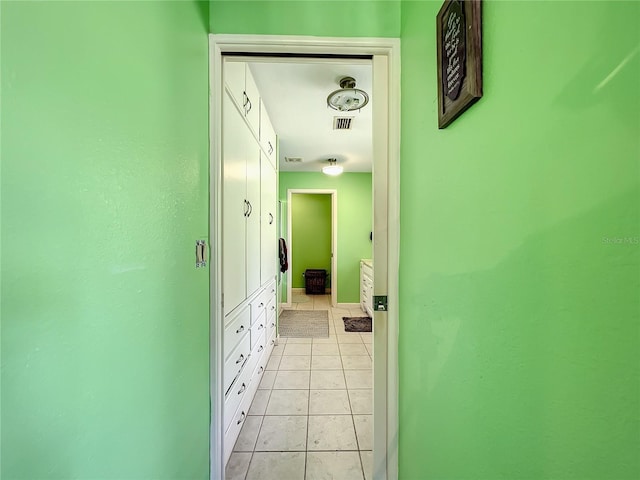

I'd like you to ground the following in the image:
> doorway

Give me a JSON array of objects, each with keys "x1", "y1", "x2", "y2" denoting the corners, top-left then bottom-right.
[
  {"x1": 287, "y1": 190, "x2": 337, "y2": 308},
  {"x1": 209, "y1": 34, "x2": 400, "y2": 480}
]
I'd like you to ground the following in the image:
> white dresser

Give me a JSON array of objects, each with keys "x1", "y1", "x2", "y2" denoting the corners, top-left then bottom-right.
[{"x1": 360, "y1": 259, "x2": 373, "y2": 317}]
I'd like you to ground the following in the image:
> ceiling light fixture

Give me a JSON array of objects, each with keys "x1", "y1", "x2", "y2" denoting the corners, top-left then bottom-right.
[
  {"x1": 322, "y1": 158, "x2": 343, "y2": 176},
  {"x1": 327, "y1": 77, "x2": 369, "y2": 112}
]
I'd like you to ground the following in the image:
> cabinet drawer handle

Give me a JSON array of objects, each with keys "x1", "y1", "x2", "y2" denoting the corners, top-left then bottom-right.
[
  {"x1": 270, "y1": 305, "x2": 275, "y2": 311},
  {"x1": 237, "y1": 383, "x2": 246, "y2": 395},
  {"x1": 258, "y1": 366, "x2": 264, "y2": 374},
  {"x1": 268, "y1": 141, "x2": 273, "y2": 155},
  {"x1": 259, "y1": 302, "x2": 264, "y2": 308},
  {"x1": 243, "y1": 92, "x2": 248, "y2": 108},
  {"x1": 235, "y1": 354, "x2": 244, "y2": 365},
  {"x1": 258, "y1": 323, "x2": 264, "y2": 330},
  {"x1": 270, "y1": 339, "x2": 275, "y2": 345},
  {"x1": 237, "y1": 411, "x2": 246, "y2": 425},
  {"x1": 245, "y1": 96, "x2": 252, "y2": 114},
  {"x1": 243, "y1": 199, "x2": 248, "y2": 217},
  {"x1": 258, "y1": 345, "x2": 264, "y2": 352},
  {"x1": 268, "y1": 213, "x2": 274, "y2": 225},
  {"x1": 236, "y1": 325, "x2": 245, "y2": 334},
  {"x1": 271, "y1": 322, "x2": 275, "y2": 328},
  {"x1": 247, "y1": 201, "x2": 253, "y2": 217}
]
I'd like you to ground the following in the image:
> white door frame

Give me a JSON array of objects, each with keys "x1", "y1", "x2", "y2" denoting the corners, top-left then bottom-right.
[
  {"x1": 209, "y1": 34, "x2": 400, "y2": 480},
  {"x1": 286, "y1": 189, "x2": 338, "y2": 307}
]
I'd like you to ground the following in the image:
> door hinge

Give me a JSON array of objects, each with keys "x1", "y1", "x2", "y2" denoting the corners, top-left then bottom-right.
[{"x1": 373, "y1": 295, "x2": 388, "y2": 312}]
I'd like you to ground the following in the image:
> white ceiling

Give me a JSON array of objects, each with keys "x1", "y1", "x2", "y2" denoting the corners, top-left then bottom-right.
[{"x1": 248, "y1": 59, "x2": 373, "y2": 173}]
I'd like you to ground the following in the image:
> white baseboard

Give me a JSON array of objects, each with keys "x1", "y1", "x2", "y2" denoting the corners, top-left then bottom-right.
[
  {"x1": 336, "y1": 303, "x2": 363, "y2": 309},
  {"x1": 291, "y1": 288, "x2": 332, "y2": 295}
]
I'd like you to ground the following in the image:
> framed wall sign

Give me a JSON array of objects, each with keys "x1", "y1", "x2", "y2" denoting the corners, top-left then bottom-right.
[{"x1": 436, "y1": 0, "x2": 483, "y2": 128}]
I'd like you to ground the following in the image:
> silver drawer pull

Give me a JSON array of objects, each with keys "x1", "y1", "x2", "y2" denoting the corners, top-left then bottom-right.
[
  {"x1": 258, "y1": 345, "x2": 264, "y2": 352},
  {"x1": 270, "y1": 305, "x2": 275, "y2": 311},
  {"x1": 271, "y1": 322, "x2": 275, "y2": 328},
  {"x1": 259, "y1": 302, "x2": 264, "y2": 308},
  {"x1": 237, "y1": 411, "x2": 246, "y2": 425},
  {"x1": 237, "y1": 383, "x2": 246, "y2": 395},
  {"x1": 270, "y1": 339, "x2": 275, "y2": 345},
  {"x1": 258, "y1": 367, "x2": 264, "y2": 374},
  {"x1": 236, "y1": 325, "x2": 245, "y2": 334},
  {"x1": 258, "y1": 323, "x2": 264, "y2": 330},
  {"x1": 235, "y1": 354, "x2": 244, "y2": 365}
]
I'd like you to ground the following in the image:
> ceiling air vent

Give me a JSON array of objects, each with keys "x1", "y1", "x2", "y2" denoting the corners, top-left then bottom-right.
[
  {"x1": 284, "y1": 157, "x2": 303, "y2": 163},
  {"x1": 333, "y1": 116, "x2": 354, "y2": 130}
]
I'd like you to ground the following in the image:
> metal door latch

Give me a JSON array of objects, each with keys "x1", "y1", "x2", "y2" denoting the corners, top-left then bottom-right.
[
  {"x1": 196, "y1": 240, "x2": 207, "y2": 268},
  {"x1": 373, "y1": 296, "x2": 388, "y2": 311}
]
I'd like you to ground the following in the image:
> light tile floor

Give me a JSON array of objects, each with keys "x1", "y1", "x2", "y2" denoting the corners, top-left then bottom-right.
[{"x1": 226, "y1": 294, "x2": 373, "y2": 480}]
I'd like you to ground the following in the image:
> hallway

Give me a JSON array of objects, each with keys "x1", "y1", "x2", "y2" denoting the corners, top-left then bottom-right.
[{"x1": 226, "y1": 295, "x2": 373, "y2": 480}]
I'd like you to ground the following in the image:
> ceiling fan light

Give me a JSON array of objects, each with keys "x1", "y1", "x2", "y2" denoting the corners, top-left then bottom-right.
[
  {"x1": 322, "y1": 158, "x2": 343, "y2": 176},
  {"x1": 327, "y1": 76, "x2": 369, "y2": 112},
  {"x1": 322, "y1": 165, "x2": 344, "y2": 176}
]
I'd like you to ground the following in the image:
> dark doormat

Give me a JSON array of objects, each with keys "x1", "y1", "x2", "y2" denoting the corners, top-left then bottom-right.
[{"x1": 342, "y1": 316, "x2": 372, "y2": 333}]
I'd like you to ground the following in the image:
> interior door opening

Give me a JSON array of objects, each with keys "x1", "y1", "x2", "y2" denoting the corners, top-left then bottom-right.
[
  {"x1": 286, "y1": 190, "x2": 338, "y2": 308},
  {"x1": 210, "y1": 35, "x2": 400, "y2": 480}
]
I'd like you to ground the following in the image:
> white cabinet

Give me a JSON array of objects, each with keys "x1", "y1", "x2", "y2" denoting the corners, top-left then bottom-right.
[
  {"x1": 245, "y1": 135, "x2": 261, "y2": 297},
  {"x1": 222, "y1": 281, "x2": 276, "y2": 466},
  {"x1": 360, "y1": 260, "x2": 374, "y2": 317},
  {"x1": 223, "y1": 59, "x2": 260, "y2": 136},
  {"x1": 260, "y1": 100, "x2": 277, "y2": 168},
  {"x1": 222, "y1": 60, "x2": 279, "y2": 468},
  {"x1": 222, "y1": 92, "x2": 262, "y2": 314},
  {"x1": 260, "y1": 153, "x2": 277, "y2": 286}
]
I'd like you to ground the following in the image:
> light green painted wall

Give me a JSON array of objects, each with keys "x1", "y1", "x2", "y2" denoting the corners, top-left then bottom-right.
[
  {"x1": 291, "y1": 194, "x2": 332, "y2": 289},
  {"x1": 280, "y1": 173, "x2": 372, "y2": 303},
  {"x1": 1, "y1": 2, "x2": 210, "y2": 479},
  {"x1": 210, "y1": 0, "x2": 400, "y2": 37},
  {"x1": 399, "y1": 1, "x2": 640, "y2": 479}
]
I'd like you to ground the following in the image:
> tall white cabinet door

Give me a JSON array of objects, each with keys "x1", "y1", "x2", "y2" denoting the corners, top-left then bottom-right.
[
  {"x1": 244, "y1": 65, "x2": 261, "y2": 136},
  {"x1": 223, "y1": 59, "x2": 245, "y2": 110},
  {"x1": 245, "y1": 144, "x2": 261, "y2": 298},
  {"x1": 222, "y1": 93, "x2": 250, "y2": 314},
  {"x1": 260, "y1": 154, "x2": 277, "y2": 285}
]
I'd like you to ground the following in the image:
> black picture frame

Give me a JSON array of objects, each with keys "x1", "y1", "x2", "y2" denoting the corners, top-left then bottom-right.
[{"x1": 436, "y1": 0, "x2": 483, "y2": 129}]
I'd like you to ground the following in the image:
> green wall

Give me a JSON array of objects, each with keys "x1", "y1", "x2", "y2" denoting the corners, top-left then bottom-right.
[
  {"x1": 400, "y1": 1, "x2": 640, "y2": 479},
  {"x1": 210, "y1": 0, "x2": 400, "y2": 37},
  {"x1": 291, "y1": 194, "x2": 332, "y2": 289},
  {"x1": 3, "y1": 0, "x2": 636, "y2": 479},
  {"x1": 280, "y1": 173, "x2": 373, "y2": 303},
  {"x1": 1, "y1": 2, "x2": 210, "y2": 479},
  {"x1": 216, "y1": 0, "x2": 639, "y2": 478}
]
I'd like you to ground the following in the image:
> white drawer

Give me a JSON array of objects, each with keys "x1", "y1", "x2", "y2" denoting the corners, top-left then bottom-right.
[
  {"x1": 266, "y1": 329, "x2": 276, "y2": 357},
  {"x1": 224, "y1": 354, "x2": 253, "y2": 433},
  {"x1": 224, "y1": 374, "x2": 255, "y2": 466},
  {"x1": 224, "y1": 305, "x2": 251, "y2": 361},
  {"x1": 266, "y1": 295, "x2": 276, "y2": 321},
  {"x1": 224, "y1": 334, "x2": 250, "y2": 395},
  {"x1": 247, "y1": 337, "x2": 269, "y2": 404},
  {"x1": 250, "y1": 290, "x2": 267, "y2": 324},
  {"x1": 265, "y1": 278, "x2": 277, "y2": 298},
  {"x1": 249, "y1": 332, "x2": 267, "y2": 382},
  {"x1": 250, "y1": 311, "x2": 267, "y2": 350}
]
